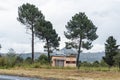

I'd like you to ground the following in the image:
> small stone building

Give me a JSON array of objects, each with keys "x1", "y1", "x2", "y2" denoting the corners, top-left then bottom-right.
[{"x1": 51, "y1": 48, "x2": 77, "y2": 67}]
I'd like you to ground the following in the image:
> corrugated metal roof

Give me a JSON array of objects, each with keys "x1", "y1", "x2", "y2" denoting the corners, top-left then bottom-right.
[
  {"x1": 51, "y1": 47, "x2": 77, "y2": 56},
  {"x1": 61, "y1": 48, "x2": 77, "y2": 55}
]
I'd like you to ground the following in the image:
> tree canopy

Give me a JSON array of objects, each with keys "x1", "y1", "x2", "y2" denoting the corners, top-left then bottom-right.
[
  {"x1": 64, "y1": 12, "x2": 98, "y2": 68},
  {"x1": 35, "y1": 20, "x2": 60, "y2": 63}
]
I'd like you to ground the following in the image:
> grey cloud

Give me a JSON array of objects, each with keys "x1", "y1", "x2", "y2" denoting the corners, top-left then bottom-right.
[
  {"x1": 1, "y1": 0, "x2": 120, "y2": 53},
  {"x1": 0, "y1": 6, "x2": 7, "y2": 11}
]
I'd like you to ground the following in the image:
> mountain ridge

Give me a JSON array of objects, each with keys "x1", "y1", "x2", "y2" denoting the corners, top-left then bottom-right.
[{"x1": 0, "y1": 52, "x2": 105, "y2": 62}]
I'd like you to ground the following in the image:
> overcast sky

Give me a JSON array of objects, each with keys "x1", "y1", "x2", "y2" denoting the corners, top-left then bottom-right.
[{"x1": 0, "y1": 0, "x2": 120, "y2": 53}]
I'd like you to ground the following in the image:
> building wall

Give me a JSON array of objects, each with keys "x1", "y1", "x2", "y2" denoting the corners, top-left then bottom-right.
[
  {"x1": 64, "y1": 56, "x2": 76, "y2": 67},
  {"x1": 52, "y1": 56, "x2": 76, "y2": 67},
  {"x1": 52, "y1": 56, "x2": 66, "y2": 67}
]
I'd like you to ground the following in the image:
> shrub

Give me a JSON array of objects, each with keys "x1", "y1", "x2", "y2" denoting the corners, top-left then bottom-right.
[
  {"x1": 25, "y1": 57, "x2": 32, "y2": 64},
  {"x1": 92, "y1": 61, "x2": 100, "y2": 67},
  {"x1": 6, "y1": 53, "x2": 17, "y2": 67},
  {"x1": 100, "y1": 59, "x2": 108, "y2": 67},
  {"x1": 0, "y1": 57, "x2": 7, "y2": 67},
  {"x1": 15, "y1": 56, "x2": 24, "y2": 66},
  {"x1": 81, "y1": 61, "x2": 92, "y2": 67},
  {"x1": 37, "y1": 54, "x2": 48, "y2": 64}
]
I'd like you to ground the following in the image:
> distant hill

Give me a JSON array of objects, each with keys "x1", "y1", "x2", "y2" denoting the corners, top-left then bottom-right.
[
  {"x1": 19, "y1": 52, "x2": 47, "y2": 59},
  {"x1": 80, "y1": 52, "x2": 105, "y2": 62},
  {"x1": 0, "y1": 52, "x2": 105, "y2": 62},
  {"x1": 0, "y1": 52, "x2": 47, "y2": 60},
  {"x1": 19, "y1": 52, "x2": 105, "y2": 62}
]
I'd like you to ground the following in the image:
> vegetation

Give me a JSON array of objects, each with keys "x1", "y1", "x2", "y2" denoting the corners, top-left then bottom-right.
[
  {"x1": 0, "y1": 3, "x2": 120, "y2": 80},
  {"x1": 1, "y1": 68, "x2": 120, "y2": 80},
  {"x1": 114, "y1": 51, "x2": 120, "y2": 70},
  {"x1": 0, "y1": 53, "x2": 114, "y2": 69},
  {"x1": 35, "y1": 20, "x2": 60, "y2": 64},
  {"x1": 64, "y1": 12, "x2": 98, "y2": 69},
  {"x1": 37, "y1": 54, "x2": 48, "y2": 64},
  {"x1": 103, "y1": 36, "x2": 119, "y2": 69},
  {"x1": 17, "y1": 3, "x2": 44, "y2": 62},
  {"x1": 0, "y1": 53, "x2": 49, "y2": 68}
]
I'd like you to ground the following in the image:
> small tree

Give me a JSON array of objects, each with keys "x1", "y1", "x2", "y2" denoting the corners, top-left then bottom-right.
[
  {"x1": 64, "y1": 12, "x2": 98, "y2": 69},
  {"x1": 35, "y1": 20, "x2": 60, "y2": 64},
  {"x1": 100, "y1": 59, "x2": 108, "y2": 67},
  {"x1": 6, "y1": 48, "x2": 17, "y2": 67},
  {"x1": 93, "y1": 61, "x2": 100, "y2": 67},
  {"x1": 25, "y1": 57, "x2": 32, "y2": 64},
  {"x1": 17, "y1": 3, "x2": 44, "y2": 62},
  {"x1": 38, "y1": 54, "x2": 48, "y2": 64},
  {"x1": 103, "y1": 36, "x2": 119, "y2": 69},
  {"x1": 0, "y1": 57, "x2": 7, "y2": 67},
  {"x1": 15, "y1": 56, "x2": 24, "y2": 66}
]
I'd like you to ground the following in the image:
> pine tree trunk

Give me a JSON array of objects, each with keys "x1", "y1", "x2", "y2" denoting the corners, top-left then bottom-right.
[
  {"x1": 31, "y1": 25, "x2": 34, "y2": 63},
  {"x1": 47, "y1": 40, "x2": 51, "y2": 64},
  {"x1": 77, "y1": 38, "x2": 82, "y2": 69}
]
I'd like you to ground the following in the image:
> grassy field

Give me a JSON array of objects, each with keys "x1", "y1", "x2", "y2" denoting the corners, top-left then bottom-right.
[{"x1": 0, "y1": 67, "x2": 120, "y2": 80}]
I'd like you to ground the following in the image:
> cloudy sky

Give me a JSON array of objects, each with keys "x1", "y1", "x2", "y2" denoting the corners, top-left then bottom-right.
[{"x1": 0, "y1": 0, "x2": 120, "y2": 53}]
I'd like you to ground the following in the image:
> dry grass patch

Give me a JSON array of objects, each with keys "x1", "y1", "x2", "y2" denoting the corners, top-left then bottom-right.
[{"x1": 0, "y1": 68, "x2": 120, "y2": 80}]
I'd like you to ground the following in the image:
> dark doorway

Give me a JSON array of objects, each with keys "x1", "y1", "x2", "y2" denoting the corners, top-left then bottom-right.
[{"x1": 55, "y1": 60, "x2": 64, "y2": 67}]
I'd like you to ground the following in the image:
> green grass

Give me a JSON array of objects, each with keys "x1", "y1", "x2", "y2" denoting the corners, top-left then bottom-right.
[{"x1": 79, "y1": 66, "x2": 120, "y2": 72}]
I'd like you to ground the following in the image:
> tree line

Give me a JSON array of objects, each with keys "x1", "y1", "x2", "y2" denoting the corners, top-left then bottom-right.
[
  {"x1": 0, "y1": 3, "x2": 120, "y2": 69},
  {"x1": 0, "y1": 49, "x2": 49, "y2": 68},
  {"x1": 17, "y1": 3, "x2": 60, "y2": 64},
  {"x1": 17, "y1": 3, "x2": 99, "y2": 69}
]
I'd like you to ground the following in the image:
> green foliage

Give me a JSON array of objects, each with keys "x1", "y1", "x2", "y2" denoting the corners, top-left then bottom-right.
[
  {"x1": 17, "y1": 3, "x2": 44, "y2": 28},
  {"x1": 17, "y1": 3, "x2": 45, "y2": 62},
  {"x1": 5, "y1": 49, "x2": 17, "y2": 67},
  {"x1": 103, "y1": 36, "x2": 119, "y2": 68},
  {"x1": 113, "y1": 50, "x2": 120, "y2": 69},
  {"x1": 99, "y1": 59, "x2": 108, "y2": 67},
  {"x1": 35, "y1": 20, "x2": 60, "y2": 63},
  {"x1": 93, "y1": 61, "x2": 100, "y2": 67},
  {"x1": 80, "y1": 60, "x2": 109, "y2": 68},
  {"x1": 81, "y1": 61, "x2": 92, "y2": 67},
  {"x1": 0, "y1": 48, "x2": 21, "y2": 68},
  {"x1": 64, "y1": 12, "x2": 98, "y2": 68},
  {"x1": 31, "y1": 62, "x2": 41, "y2": 68},
  {"x1": 15, "y1": 56, "x2": 24, "y2": 66},
  {"x1": 25, "y1": 57, "x2": 32, "y2": 64},
  {"x1": 0, "y1": 57, "x2": 7, "y2": 67},
  {"x1": 65, "y1": 42, "x2": 78, "y2": 49},
  {"x1": 38, "y1": 54, "x2": 48, "y2": 64}
]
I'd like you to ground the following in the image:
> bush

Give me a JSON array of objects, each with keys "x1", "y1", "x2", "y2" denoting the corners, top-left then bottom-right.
[
  {"x1": 37, "y1": 54, "x2": 48, "y2": 64},
  {"x1": 92, "y1": 61, "x2": 100, "y2": 67},
  {"x1": 81, "y1": 61, "x2": 92, "y2": 67},
  {"x1": 0, "y1": 57, "x2": 7, "y2": 67},
  {"x1": 15, "y1": 56, "x2": 24, "y2": 66},
  {"x1": 25, "y1": 57, "x2": 32, "y2": 64},
  {"x1": 31, "y1": 63, "x2": 41, "y2": 68},
  {"x1": 6, "y1": 53, "x2": 17, "y2": 67},
  {"x1": 100, "y1": 59, "x2": 108, "y2": 67}
]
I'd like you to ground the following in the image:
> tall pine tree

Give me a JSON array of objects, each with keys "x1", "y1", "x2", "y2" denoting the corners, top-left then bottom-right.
[
  {"x1": 64, "y1": 12, "x2": 98, "y2": 69},
  {"x1": 103, "y1": 36, "x2": 119, "y2": 69},
  {"x1": 17, "y1": 3, "x2": 44, "y2": 62}
]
